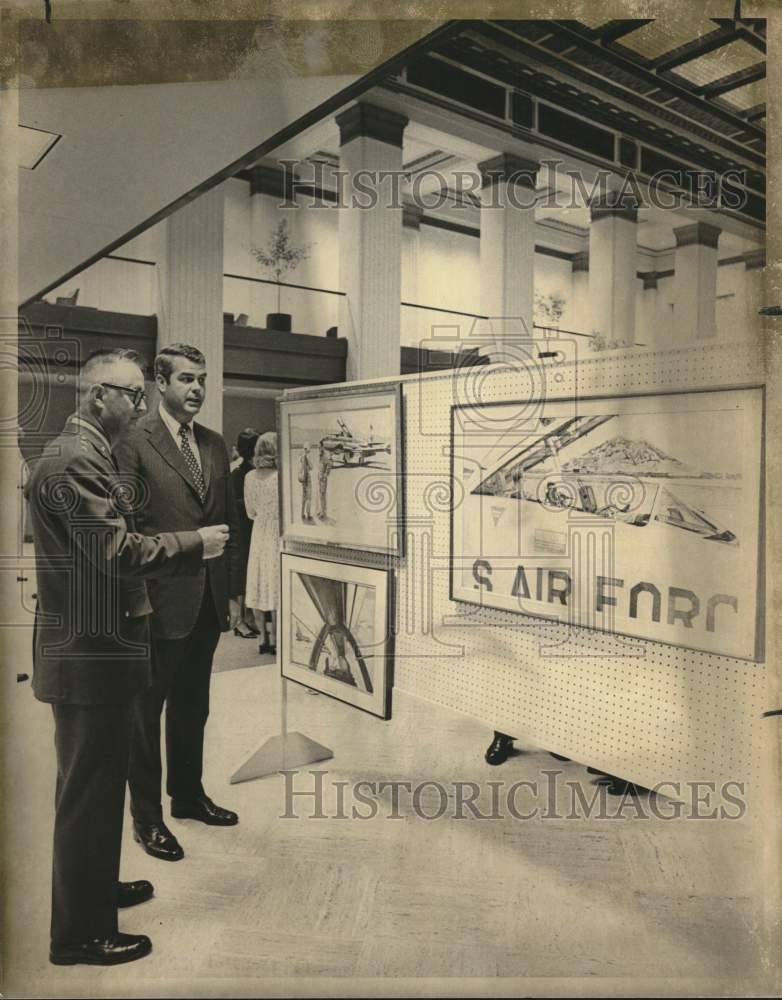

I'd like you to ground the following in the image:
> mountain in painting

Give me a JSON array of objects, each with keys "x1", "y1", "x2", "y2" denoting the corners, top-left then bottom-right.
[{"x1": 561, "y1": 436, "x2": 698, "y2": 476}]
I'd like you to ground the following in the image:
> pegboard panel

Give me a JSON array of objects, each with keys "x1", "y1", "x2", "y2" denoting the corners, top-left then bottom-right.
[
  {"x1": 283, "y1": 340, "x2": 768, "y2": 790},
  {"x1": 283, "y1": 538, "x2": 394, "y2": 571}
]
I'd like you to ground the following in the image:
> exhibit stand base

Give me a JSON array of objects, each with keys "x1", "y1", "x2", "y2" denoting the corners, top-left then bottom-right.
[
  {"x1": 229, "y1": 676, "x2": 333, "y2": 784},
  {"x1": 230, "y1": 732, "x2": 333, "y2": 783}
]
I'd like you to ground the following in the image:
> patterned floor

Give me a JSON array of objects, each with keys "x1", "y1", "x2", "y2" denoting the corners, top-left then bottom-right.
[{"x1": 3, "y1": 633, "x2": 774, "y2": 997}]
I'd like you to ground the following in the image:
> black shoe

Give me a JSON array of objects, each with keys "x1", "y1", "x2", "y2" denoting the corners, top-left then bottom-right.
[
  {"x1": 485, "y1": 732, "x2": 515, "y2": 766},
  {"x1": 269, "y1": 644, "x2": 277, "y2": 657},
  {"x1": 233, "y1": 626, "x2": 256, "y2": 639},
  {"x1": 258, "y1": 641, "x2": 271, "y2": 654},
  {"x1": 549, "y1": 752, "x2": 571, "y2": 762},
  {"x1": 606, "y1": 777, "x2": 651, "y2": 797},
  {"x1": 171, "y1": 794, "x2": 239, "y2": 826},
  {"x1": 117, "y1": 880, "x2": 154, "y2": 908},
  {"x1": 50, "y1": 932, "x2": 152, "y2": 966},
  {"x1": 133, "y1": 821, "x2": 184, "y2": 862}
]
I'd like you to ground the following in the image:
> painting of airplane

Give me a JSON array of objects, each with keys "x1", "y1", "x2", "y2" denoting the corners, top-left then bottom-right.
[
  {"x1": 472, "y1": 415, "x2": 738, "y2": 544},
  {"x1": 319, "y1": 418, "x2": 391, "y2": 467}
]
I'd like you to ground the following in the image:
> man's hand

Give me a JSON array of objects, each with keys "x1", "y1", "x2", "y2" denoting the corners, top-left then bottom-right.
[
  {"x1": 229, "y1": 597, "x2": 242, "y2": 629},
  {"x1": 198, "y1": 524, "x2": 230, "y2": 560}
]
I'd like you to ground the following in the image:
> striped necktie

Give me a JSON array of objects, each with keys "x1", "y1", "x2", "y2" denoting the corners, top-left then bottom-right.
[{"x1": 179, "y1": 423, "x2": 206, "y2": 503}]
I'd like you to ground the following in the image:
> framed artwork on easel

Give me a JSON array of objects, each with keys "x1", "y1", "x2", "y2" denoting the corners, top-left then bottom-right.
[
  {"x1": 280, "y1": 552, "x2": 394, "y2": 719},
  {"x1": 277, "y1": 385, "x2": 404, "y2": 555}
]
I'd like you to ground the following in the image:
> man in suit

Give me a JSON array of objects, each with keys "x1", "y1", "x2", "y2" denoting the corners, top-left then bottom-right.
[
  {"x1": 117, "y1": 343, "x2": 244, "y2": 863},
  {"x1": 27, "y1": 348, "x2": 229, "y2": 965}
]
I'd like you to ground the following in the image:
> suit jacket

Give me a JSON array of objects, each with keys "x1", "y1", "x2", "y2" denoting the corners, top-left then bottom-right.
[
  {"x1": 26, "y1": 415, "x2": 204, "y2": 705},
  {"x1": 116, "y1": 409, "x2": 242, "y2": 640}
]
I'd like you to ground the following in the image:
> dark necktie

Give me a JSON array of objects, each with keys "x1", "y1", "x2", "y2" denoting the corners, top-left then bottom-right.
[{"x1": 179, "y1": 423, "x2": 206, "y2": 503}]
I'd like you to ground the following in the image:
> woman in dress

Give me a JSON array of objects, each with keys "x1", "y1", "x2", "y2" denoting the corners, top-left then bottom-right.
[
  {"x1": 230, "y1": 427, "x2": 260, "y2": 638},
  {"x1": 244, "y1": 431, "x2": 280, "y2": 655}
]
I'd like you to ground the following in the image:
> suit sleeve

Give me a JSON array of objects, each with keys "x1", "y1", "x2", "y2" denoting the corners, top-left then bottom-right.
[
  {"x1": 221, "y1": 438, "x2": 244, "y2": 598},
  {"x1": 114, "y1": 433, "x2": 149, "y2": 533},
  {"x1": 58, "y1": 450, "x2": 203, "y2": 580}
]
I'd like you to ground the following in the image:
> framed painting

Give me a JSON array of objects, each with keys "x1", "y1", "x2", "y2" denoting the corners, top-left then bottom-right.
[
  {"x1": 280, "y1": 553, "x2": 394, "y2": 718},
  {"x1": 278, "y1": 385, "x2": 403, "y2": 554},
  {"x1": 450, "y1": 386, "x2": 764, "y2": 660}
]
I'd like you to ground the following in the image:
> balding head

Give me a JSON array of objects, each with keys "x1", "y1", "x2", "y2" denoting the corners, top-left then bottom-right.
[{"x1": 79, "y1": 348, "x2": 147, "y2": 444}]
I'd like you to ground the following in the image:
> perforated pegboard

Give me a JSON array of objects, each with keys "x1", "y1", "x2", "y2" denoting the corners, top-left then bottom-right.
[{"x1": 282, "y1": 340, "x2": 770, "y2": 789}]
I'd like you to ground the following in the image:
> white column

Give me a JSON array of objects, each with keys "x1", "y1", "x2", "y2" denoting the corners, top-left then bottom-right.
[
  {"x1": 570, "y1": 251, "x2": 590, "y2": 335},
  {"x1": 401, "y1": 204, "x2": 422, "y2": 348},
  {"x1": 478, "y1": 153, "x2": 539, "y2": 339},
  {"x1": 637, "y1": 272, "x2": 661, "y2": 349},
  {"x1": 336, "y1": 103, "x2": 408, "y2": 381},
  {"x1": 743, "y1": 248, "x2": 765, "y2": 328},
  {"x1": 672, "y1": 222, "x2": 721, "y2": 341},
  {"x1": 588, "y1": 196, "x2": 638, "y2": 344},
  {"x1": 156, "y1": 185, "x2": 224, "y2": 431}
]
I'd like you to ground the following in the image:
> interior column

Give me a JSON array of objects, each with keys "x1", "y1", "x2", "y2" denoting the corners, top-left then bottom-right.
[
  {"x1": 672, "y1": 222, "x2": 721, "y2": 341},
  {"x1": 156, "y1": 186, "x2": 225, "y2": 431},
  {"x1": 336, "y1": 102, "x2": 408, "y2": 381},
  {"x1": 478, "y1": 153, "x2": 539, "y2": 341},
  {"x1": 401, "y1": 204, "x2": 423, "y2": 348},
  {"x1": 588, "y1": 195, "x2": 638, "y2": 346},
  {"x1": 571, "y1": 250, "x2": 590, "y2": 336}
]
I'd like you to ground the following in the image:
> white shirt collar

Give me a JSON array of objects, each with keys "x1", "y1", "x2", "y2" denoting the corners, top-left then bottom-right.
[{"x1": 158, "y1": 403, "x2": 193, "y2": 443}]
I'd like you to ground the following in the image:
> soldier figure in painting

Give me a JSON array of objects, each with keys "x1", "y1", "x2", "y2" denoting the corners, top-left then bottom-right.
[
  {"x1": 317, "y1": 442, "x2": 333, "y2": 521},
  {"x1": 299, "y1": 443, "x2": 313, "y2": 522}
]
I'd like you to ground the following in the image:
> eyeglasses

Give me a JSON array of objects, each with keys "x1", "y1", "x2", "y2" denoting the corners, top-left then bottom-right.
[{"x1": 100, "y1": 383, "x2": 147, "y2": 409}]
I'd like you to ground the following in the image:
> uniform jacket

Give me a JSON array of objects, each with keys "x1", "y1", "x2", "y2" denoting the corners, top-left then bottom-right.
[
  {"x1": 26, "y1": 415, "x2": 203, "y2": 705},
  {"x1": 116, "y1": 409, "x2": 242, "y2": 640}
]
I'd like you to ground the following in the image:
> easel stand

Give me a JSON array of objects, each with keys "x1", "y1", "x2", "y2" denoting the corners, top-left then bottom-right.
[{"x1": 230, "y1": 675, "x2": 333, "y2": 784}]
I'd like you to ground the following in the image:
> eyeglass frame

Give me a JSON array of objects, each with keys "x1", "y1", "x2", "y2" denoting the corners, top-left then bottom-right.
[{"x1": 99, "y1": 382, "x2": 147, "y2": 410}]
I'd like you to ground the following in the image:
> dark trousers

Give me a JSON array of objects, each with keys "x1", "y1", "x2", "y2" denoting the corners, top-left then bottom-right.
[
  {"x1": 129, "y1": 587, "x2": 221, "y2": 824},
  {"x1": 51, "y1": 700, "x2": 132, "y2": 945}
]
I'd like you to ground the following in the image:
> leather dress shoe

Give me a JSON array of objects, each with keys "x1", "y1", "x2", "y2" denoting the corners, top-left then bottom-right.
[
  {"x1": 50, "y1": 932, "x2": 152, "y2": 966},
  {"x1": 485, "y1": 732, "x2": 516, "y2": 766},
  {"x1": 117, "y1": 880, "x2": 154, "y2": 908},
  {"x1": 171, "y1": 794, "x2": 238, "y2": 826},
  {"x1": 133, "y1": 821, "x2": 184, "y2": 861}
]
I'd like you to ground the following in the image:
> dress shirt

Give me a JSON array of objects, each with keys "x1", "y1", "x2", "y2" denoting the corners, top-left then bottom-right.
[{"x1": 158, "y1": 404, "x2": 202, "y2": 471}]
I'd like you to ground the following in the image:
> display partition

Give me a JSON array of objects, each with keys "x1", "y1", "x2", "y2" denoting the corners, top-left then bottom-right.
[{"x1": 280, "y1": 338, "x2": 772, "y2": 793}]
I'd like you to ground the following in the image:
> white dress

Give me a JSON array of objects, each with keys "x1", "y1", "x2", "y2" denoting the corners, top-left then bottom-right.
[{"x1": 244, "y1": 468, "x2": 280, "y2": 612}]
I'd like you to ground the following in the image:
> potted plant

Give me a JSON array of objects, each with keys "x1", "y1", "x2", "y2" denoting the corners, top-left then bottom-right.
[
  {"x1": 250, "y1": 219, "x2": 311, "y2": 332},
  {"x1": 534, "y1": 292, "x2": 566, "y2": 330}
]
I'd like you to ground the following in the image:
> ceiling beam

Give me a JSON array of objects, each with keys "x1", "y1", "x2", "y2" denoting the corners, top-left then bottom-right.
[
  {"x1": 486, "y1": 20, "x2": 765, "y2": 143},
  {"x1": 712, "y1": 18, "x2": 767, "y2": 53},
  {"x1": 699, "y1": 62, "x2": 765, "y2": 98},
  {"x1": 596, "y1": 20, "x2": 654, "y2": 44},
  {"x1": 651, "y1": 27, "x2": 736, "y2": 72},
  {"x1": 744, "y1": 103, "x2": 766, "y2": 121}
]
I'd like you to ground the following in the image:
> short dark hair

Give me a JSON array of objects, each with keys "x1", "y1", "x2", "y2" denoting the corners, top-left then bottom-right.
[
  {"x1": 154, "y1": 343, "x2": 206, "y2": 383},
  {"x1": 236, "y1": 427, "x2": 260, "y2": 462},
  {"x1": 81, "y1": 348, "x2": 143, "y2": 378}
]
